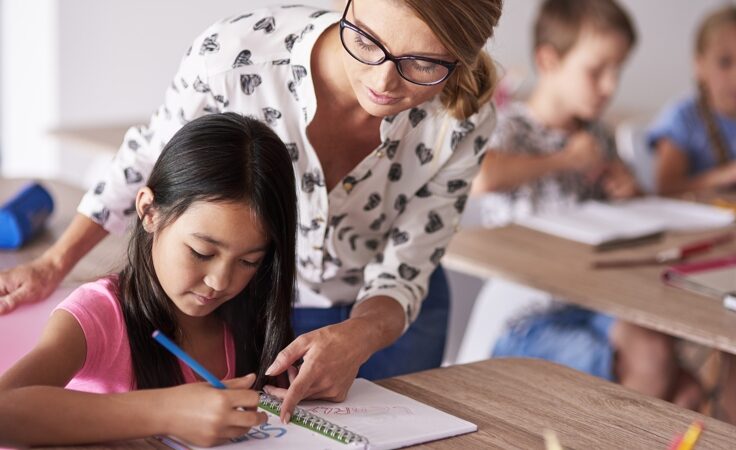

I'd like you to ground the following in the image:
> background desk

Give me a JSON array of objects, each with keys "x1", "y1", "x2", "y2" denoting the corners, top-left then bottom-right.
[
  {"x1": 444, "y1": 225, "x2": 736, "y2": 355},
  {"x1": 36, "y1": 359, "x2": 736, "y2": 449},
  {"x1": 0, "y1": 179, "x2": 126, "y2": 372}
]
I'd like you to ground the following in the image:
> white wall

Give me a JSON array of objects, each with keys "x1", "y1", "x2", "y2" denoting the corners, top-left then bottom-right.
[
  {"x1": 2, "y1": 0, "x2": 734, "y2": 180},
  {"x1": 56, "y1": 0, "x2": 333, "y2": 127},
  {"x1": 489, "y1": 0, "x2": 734, "y2": 119},
  {"x1": 0, "y1": 0, "x2": 333, "y2": 180},
  {"x1": 1, "y1": 0, "x2": 60, "y2": 179}
]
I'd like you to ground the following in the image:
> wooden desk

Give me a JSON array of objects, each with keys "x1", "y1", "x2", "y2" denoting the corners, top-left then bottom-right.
[
  {"x1": 0, "y1": 179, "x2": 126, "y2": 372},
  {"x1": 444, "y1": 225, "x2": 736, "y2": 355},
  {"x1": 38, "y1": 359, "x2": 736, "y2": 449}
]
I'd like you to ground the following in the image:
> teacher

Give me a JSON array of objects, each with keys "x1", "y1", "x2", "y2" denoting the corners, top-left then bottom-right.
[{"x1": 0, "y1": 0, "x2": 502, "y2": 418}]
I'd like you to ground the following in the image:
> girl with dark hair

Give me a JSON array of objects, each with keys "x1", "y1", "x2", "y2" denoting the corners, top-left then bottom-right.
[{"x1": 0, "y1": 113, "x2": 298, "y2": 447}]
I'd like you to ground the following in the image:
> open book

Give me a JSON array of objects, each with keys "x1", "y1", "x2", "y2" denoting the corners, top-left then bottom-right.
[
  {"x1": 515, "y1": 197, "x2": 735, "y2": 249},
  {"x1": 161, "y1": 378, "x2": 476, "y2": 450}
]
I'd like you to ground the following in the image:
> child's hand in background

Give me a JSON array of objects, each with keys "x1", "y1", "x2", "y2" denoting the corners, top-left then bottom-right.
[
  {"x1": 163, "y1": 373, "x2": 266, "y2": 447},
  {"x1": 560, "y1": 131, "x2": 607, "y2": 174},
  {"x1": 601, "y1": 161, "x2": 640, "y2": 199}
]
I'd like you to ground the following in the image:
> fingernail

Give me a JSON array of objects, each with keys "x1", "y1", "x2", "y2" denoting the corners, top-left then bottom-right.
[
  {"x1": 263, "y1": 385, "x2": 272, "y2": 394},
  {"x1": 265, "y1": 363, "x2": 276, "y2": 376},
  {"x1": 282, "y1": 412, "x2": 291, "y2": 424}
]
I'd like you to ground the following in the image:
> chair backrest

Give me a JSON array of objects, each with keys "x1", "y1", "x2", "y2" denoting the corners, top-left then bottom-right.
[{"x1": 615, "y1": 118, "x2": 656, "y2": 194}]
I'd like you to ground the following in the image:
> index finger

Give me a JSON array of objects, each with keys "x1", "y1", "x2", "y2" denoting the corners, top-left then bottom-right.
[
  {"x1": 278, "y1": 361, "x2": 317, "y2": 424},
  {"x1": 0, "y1": 288, "x2": 27, "y2": 315},
  {"x1": 265, "y1": 337, "x2": 308, "y2": 377}
]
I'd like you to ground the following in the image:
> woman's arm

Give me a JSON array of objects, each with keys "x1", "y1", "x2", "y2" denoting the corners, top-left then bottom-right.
[
  {"x1": 0, "y1": 215, "x2": 108, "y2": 314},
  {"x1": 655, "y1": 138, "x2": 736, "y2": 195},
  {"x1": 0, "y1": 311, "x2": 265, "y2": 447}
]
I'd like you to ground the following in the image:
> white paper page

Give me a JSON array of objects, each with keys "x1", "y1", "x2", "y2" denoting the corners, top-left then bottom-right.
[
  {"x1": 302, "y1": 379, "x2": 477, "y2": 450},
  {"x1": 618, "y1": 197, "x2": 735, "y2": 231},
  {"x1": 166, "y1": 415, "x2": 365, "y2": 450},
  {"x1": 516, "y1": 201, "x2": 665, "y2": 245}
]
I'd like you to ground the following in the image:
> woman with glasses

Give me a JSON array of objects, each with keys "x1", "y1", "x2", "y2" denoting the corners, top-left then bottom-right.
[{"x1": 0, "y1": 0, "x2": 502, "y2": 420}]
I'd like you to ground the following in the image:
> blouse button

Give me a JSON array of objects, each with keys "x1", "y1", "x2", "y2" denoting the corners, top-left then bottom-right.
[
  {"x1": 376, "y1": 150, "x2": 385, "y2": 158},
  {"x1": 343, "y1": 182, "x2": 354, "y2": 193}
]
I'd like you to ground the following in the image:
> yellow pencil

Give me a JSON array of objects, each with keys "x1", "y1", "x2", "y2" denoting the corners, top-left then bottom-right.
[
  {"x1": 543, "y1": 429, "x2": 563, "y2": 450},
  {"x1": 676, "y1": 421, "x2": 703, "y2": 450}
]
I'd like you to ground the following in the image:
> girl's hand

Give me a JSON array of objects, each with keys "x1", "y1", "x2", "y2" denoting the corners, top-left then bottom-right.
[
  {"x1": 162, "y1": 374, "x2": 267, "y2": 447},
  {"x1": 0, "y1": 255, "x2": 67, "y2": 314},
  {"x1": 261, "y1": 319, "x2": 373, "y2": 423}
]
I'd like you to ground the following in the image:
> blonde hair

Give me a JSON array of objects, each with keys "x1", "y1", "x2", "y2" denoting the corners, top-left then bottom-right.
[
  {"x1": 404, "y1": 0, "x2": 503, "y2": 120},
  {"x1": 694, "y1": 5, "x2": 736, "y2": 166},
  {"x1": 534, "y1": 0, "x2": 636, "y2": 57}
]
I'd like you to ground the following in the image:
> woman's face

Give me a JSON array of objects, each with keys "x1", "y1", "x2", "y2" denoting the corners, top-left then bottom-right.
[
  {"x1": 697, "y1": 23, "x2": 736, "y2": 117},
  {"x1": 339, "y1": 0, "x2": 455, "y2": 117}
]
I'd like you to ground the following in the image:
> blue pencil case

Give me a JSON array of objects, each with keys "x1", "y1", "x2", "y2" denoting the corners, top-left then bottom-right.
[{"x1": 0, "y1": 182, "x2": 54, "y2": 249}]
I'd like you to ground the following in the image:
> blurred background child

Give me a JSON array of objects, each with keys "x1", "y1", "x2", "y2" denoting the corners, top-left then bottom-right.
[
  {"x1": 648, "y1": 5, "x2": 736, "y2": 424},
  {"x1": 472, "y1": 0, "x2": 702, "y2": 409},
  {"x1": 648, "y1": 6, "x2": 736, "y2": 195}
]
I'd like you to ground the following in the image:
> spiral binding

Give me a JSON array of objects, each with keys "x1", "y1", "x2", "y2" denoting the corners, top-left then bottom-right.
[{"x1": 259, "y1": 392, "x2": 369, "y2": 446}]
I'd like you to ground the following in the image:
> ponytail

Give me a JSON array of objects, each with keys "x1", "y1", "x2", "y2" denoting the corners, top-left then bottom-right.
[
  {"x1": 441, "y1": 51, "x2": 498, "y2": 120},
  {"x1": 405, "y1": 0, "x2": 503, "y2": 120}
]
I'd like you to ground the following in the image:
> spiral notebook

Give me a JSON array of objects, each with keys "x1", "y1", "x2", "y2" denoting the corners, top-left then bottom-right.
[{"x1": 160, "y1": 378, "x2": 476, "y2": 450}]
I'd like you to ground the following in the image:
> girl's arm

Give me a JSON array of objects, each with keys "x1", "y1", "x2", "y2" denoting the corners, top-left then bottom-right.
[
  {"x1": 656, "y1": 138, "x2": 736, "y2": 195},
  {"x1": 0, "y1": 311, "x2": 265, "y2": 448}
]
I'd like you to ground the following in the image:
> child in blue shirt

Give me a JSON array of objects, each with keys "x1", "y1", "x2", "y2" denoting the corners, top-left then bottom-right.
[
  {"x1": 473, "y1": 0, "x2": 702, "y2": 409},
  {"x1": 649, "y1": 4, "x2": 736, "y2": 424},
  {"x1": 648, "y1": 6, "x2": 736, "y2": 195}
]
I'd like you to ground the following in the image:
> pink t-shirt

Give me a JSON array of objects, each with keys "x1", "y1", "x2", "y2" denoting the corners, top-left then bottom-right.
[{"x1": 55, "y1": 278, "x2": 236, "y2": 393}]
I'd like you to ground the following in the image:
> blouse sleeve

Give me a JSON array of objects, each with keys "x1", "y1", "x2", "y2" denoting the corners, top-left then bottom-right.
[
  {"x1": 356, "y1": 108, "x2": 496, "y2": 331},
  {"x1": 77, "y1": 32, "x2": 219, "y2": 234}
]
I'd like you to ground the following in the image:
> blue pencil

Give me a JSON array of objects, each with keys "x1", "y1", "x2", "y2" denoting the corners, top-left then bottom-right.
[{"x1": 152, "y1": 329, "x2": 227, "y2": 389}]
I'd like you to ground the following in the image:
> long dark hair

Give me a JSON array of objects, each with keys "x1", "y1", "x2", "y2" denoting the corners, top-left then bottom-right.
[{"x1": 118, "y1": 112, "x2": 297, "y2": 390}]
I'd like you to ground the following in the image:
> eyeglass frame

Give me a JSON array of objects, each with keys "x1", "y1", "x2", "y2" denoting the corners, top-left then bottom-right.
[{"x1": 338, "y1": 0, "x2": 458, "y2": 87}]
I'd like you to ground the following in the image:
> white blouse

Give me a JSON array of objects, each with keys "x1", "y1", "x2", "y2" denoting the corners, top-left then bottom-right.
[{"x1": 78, "y1": 5, "x2": 496, "y2": 329}]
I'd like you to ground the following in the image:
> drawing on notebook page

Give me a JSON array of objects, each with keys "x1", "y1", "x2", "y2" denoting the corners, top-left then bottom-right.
[{"x1": 161, "y1": 378, "x2": 476, "y2": 450}]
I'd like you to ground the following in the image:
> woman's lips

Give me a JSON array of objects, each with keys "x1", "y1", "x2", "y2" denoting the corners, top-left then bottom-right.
[{"x1": 366, "y1": 87, "x2": 400, "y2": 105}]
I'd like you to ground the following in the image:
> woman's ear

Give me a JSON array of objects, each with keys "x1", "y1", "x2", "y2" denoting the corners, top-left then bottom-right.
[{"x1": 135, "y1": 187, "x2": 156, "y2": 233}]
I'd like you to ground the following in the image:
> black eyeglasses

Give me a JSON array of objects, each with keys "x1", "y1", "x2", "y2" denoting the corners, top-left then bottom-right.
[{"x1": 339, "y1": 0, "x2": 458, "y2": 86}]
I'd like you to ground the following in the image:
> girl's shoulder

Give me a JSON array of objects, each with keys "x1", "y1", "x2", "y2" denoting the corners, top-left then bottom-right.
[
  {"x1": 55, "y1": 277, "x2": 124, "y2": 331},
  {"x1": 189, "y1": 5, "x2": 340, "y2": 78},
  {"x1": 654, "y1": 95, "x2": 701, "y2": 125}
]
